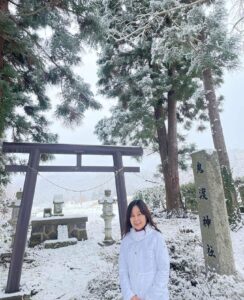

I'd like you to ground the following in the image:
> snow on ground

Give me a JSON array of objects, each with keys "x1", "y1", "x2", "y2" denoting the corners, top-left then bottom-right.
[{"x1": 0, "y1": 200, "x2": 244, "y2": 300}]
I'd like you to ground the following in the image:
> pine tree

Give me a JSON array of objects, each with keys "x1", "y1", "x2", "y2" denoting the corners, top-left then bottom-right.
[
  {"x1": 182, "y1": 0, "x2": 242, "y2": 228},
  {"x1": 0, "y1": 0, "x2": 102, "y2": 141},
  {"x1": 95, "y1": 0, "x2": 207, "y2": 214},
  {"x1": 103, "y1": 0, "x2": 242, "y2": 227},
  {"x1": 0, "y1": 0, "x2": 102, "y2": 185}
]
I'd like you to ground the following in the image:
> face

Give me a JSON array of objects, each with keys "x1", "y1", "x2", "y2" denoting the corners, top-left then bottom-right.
[{"x1": 130, "y1": 205, "x2": 147, "y2": 231}]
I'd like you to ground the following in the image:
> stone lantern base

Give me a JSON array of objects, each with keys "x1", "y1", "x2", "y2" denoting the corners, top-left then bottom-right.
[{"x1": 98, "y1": 239, "x2": 115, "y2": 247}]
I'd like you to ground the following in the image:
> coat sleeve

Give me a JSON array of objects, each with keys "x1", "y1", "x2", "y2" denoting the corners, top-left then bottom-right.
[
  {"x1": 119, "y1": 239, "x2": 135, "y2": 300},
  {"x1": 144, "y1": 233, "x2": 170, "y2": 300}
]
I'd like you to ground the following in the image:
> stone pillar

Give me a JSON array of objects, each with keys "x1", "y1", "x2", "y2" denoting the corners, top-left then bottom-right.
[
  {"x1": 8, "y1": 191, "x2": 22, "y2": 248},
  {"x1": 98, "y1": 190, "x2": 115, "y2": 246},
  {"x1": 191, "y1": 150, "x2": 235, "y2": 275}
]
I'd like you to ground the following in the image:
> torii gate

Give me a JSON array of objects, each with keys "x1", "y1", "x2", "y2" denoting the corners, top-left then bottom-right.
[{"x1": 2, "y1": 142, "x2": 143, "y2": 294}]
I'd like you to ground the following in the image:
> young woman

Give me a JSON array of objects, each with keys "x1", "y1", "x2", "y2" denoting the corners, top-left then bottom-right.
[{"x1": 119, "y1": 199, "x2": 170, "y2": 300}]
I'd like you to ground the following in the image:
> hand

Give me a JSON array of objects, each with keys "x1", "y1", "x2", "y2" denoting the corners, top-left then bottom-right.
[{"x1": 131, "y1": 295, "x2": 141, "y2": 300}]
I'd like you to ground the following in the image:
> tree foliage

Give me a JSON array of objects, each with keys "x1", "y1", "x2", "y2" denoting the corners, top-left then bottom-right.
[
  {"x1": 95, "y1": 0, "x2": 213, "y2": 213},
  {"x1": 94, "y1": 0, "x2": 243, "y2": 220},
  {"x1": 0, "y1": 0, "x2": 103, "y2": 186},
  {"x1": 95, "y1": 0, "x2": 207, "y2": 157},
  {"x1": 0, "y1": 0, "x2": 102, "y2": 142}
]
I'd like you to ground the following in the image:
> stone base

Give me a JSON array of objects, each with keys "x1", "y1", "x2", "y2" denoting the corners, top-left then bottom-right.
[
  {"x1": 0, "y1": 253, "x2": 32, "y2": 264},
  {"x1": 29, "y1": 216, "x2": 88, "y2": 247},
  {"x1": 0, "y1": 291, "x2": 30, "y2": 300},
  {"x1": 44, "y1": 238, "x2": 77, "y2": 249},
  {"x1": 98, "y1": 240, "x2": 115, "y2": 247},
  {"x1": 0, "y1": 253, "x2": 12, "y2": 264}
]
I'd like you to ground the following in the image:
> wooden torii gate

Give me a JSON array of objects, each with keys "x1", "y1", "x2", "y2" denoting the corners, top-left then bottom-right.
[{"x1": 2, "y1": 142, "x2": 143, "y2": 294}]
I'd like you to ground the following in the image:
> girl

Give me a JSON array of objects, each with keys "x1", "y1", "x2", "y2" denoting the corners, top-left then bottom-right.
[{"x1": 119, "y1": 199, "x2": 170, "y2": 300}]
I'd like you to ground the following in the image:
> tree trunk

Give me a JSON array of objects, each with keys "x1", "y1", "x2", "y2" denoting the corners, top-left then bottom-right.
[
  {"x1": 167, "y1": 89, "x2": 183, "y2": 212},
  {"x1": 0, "y1": 0, "x2": 9, "y2": 137},
  {"x1": 154, "y1": 99, "x2": 183, "y2": 215},
  {"x1": 202, "y1": 67, "x2": 241, "y2": 228},
  {"x1": 0, "y1": 0, "x2": 8, "y2": 77},
  {"x1": 202, "y1": 68, "x2": 230, "y2": 168},
  {"x1": 154, "y1": 103, "x2": 171, "y2": 209}
]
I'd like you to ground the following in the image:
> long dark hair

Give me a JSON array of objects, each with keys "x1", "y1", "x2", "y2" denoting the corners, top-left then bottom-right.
[{"x1": 123, "y1": 199, "x2": 161, "y2": 236}]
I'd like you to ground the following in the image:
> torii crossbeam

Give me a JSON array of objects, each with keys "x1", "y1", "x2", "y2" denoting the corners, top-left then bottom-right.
[{"x1": 2, "y1": 142, "x2": 143, "y2": 294}]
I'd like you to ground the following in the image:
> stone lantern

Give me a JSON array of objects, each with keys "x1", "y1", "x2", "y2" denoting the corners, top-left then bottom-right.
[
  {"x1": 238, "y1": 185, "x2": 244, "y2": 206},
  {"x1": 98, "y1": 190, "x2": 115, "y2": 245},
  {"x1": 53, "y1": 194, "x2": 64, "y2": 216},
  {"x1": 8, "y1": 191, "x2": 22, "y2": 247}
]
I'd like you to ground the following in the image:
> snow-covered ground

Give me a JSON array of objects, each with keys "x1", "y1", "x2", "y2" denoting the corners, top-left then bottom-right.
[{"x1": 0, "y1": 200, "x2": 244, "y2": 300}]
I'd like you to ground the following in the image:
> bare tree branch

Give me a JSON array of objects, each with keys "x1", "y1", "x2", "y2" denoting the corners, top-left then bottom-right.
[
  {"x1": 229, "y1": 0, "x2": 244, "y2": 33},
  {"x1": 232, "y1": 16, "x2": 244, "y2": 31},
  {"x1": 8, "y1": 0, "x2": 21, "y2": 7}
]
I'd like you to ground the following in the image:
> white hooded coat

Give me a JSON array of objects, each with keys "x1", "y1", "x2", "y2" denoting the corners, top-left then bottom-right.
[{"x1": 119, "y1": 225, "x2": 170, "y2": 300}]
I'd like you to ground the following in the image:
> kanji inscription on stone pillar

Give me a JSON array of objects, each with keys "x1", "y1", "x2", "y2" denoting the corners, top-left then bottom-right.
[{"x1": 191, "y1": 150, "x2": 235, "y2": 275}]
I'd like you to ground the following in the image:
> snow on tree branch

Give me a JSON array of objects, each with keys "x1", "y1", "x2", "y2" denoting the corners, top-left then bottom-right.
[{"x1": 108, "y1": 0, "x2": 209, "y2": 42}]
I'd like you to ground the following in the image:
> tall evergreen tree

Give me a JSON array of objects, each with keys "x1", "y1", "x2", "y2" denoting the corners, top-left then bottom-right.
[
  {"x1": 0, "y1": 0, "x2": 102, "y2": 141},
  {"x1": 95, "y1": 0, "x2": 207, "y2": 214},
  {"x1": 0, "y1": 0, "x2": 102, "y2": 185},
  {"x1": 182, "y1": 0, "x2": 242, "y2": 228},
  {"x1": 102, "y1": 0, "x2": 242, "y2": 227}
]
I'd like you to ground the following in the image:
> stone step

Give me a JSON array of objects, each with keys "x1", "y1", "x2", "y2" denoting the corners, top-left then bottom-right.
[{"x1": 44, "y1": 238, "x2": 77, "y2": 249}]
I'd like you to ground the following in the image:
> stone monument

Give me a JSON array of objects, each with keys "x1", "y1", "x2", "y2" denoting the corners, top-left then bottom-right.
[
  {"x1": 98, "y1": 190, "x2": 115, "y2": 245},
  {"x1": 191, "y1": 150, "x2": 235, "y2": 275},
  {"x1": 53, "y1": 194, "x2": 64, "y2": 216},
  {"x1": 239, "y1": 185, "x2": 244, "y2": 202},
  {"x1": 8, "y1": 191, "x2": 22, "y2": 248},
  {"x1": 43, "y1": 208, "x2": 52, "y2": 218}
]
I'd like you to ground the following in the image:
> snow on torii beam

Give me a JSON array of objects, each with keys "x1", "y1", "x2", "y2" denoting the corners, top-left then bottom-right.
[{"x1": 2, "y1": 142, "x2": 143, "y2": 294}]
